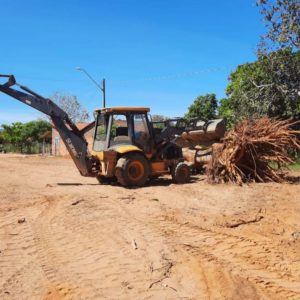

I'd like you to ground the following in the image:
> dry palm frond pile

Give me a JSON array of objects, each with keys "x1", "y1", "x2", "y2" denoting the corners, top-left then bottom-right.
[{"x1": 207, "y1": 118, "x2": 300, "y2": 184}]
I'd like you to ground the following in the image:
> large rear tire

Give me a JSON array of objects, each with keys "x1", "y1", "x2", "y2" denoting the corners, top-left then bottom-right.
[
  {"x1": 115, "y1": 153, "x2": 150, "y2": 187},
  {"x1": 172, "y1": 162, "x2": 190, "y2": 184}
]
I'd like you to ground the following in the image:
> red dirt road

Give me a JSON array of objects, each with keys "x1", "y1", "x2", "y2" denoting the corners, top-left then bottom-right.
[{"x1": 0, "y1": 154, "x2": 299, "y2": 299}]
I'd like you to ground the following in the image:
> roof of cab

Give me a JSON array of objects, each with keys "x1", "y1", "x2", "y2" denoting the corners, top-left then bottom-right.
[{"x1": 94, "y1": 107, "x2": 150, "y2": 113}]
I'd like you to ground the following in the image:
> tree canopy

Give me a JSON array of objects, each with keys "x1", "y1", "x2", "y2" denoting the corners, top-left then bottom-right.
[
  {"x1": 257, "y1": 0, "x2": 300, "y2": 53},
  {"x1": 218, "y1": 97, "x2": 235, "y2": 127},
  {"x1": 0, "y1": 131, "x2": 4, "y2": 143},
  {"x1": 185, "y1": 94, "x2": 218, "y2": 121},
  {"x1": 1, "y1": 120, "x2": 52, "y2": 147},
  {"x1": 219, "y1": 48, "x2": 300, "y2": 121}
]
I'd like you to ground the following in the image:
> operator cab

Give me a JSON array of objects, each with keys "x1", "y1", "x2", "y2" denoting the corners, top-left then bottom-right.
[{"x1": 93, "y1": 107, "x2": 153, "y2": 153}]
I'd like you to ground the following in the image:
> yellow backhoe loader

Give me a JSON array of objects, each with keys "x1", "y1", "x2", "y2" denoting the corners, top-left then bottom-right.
[
  {"x1": 0, "y1": 74, "x2": 225, "y2": 187},
  {"x1": 90, "y1": 106, "x2": 193, "y2": 186}
]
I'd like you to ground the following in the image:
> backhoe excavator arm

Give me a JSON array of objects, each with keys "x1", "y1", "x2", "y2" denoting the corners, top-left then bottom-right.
[{"x1": 0, "y1": 74, "x2": 95, "y2": 177}]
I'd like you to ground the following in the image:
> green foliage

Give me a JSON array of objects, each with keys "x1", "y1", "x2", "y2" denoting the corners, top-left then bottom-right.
[
  {"x1": 0, "y1": 129, "x2": 5, "y2": 143},
  {"x1": 21, "y1": 120, "x2": 52, "y2": 143},
  {"x1": 0, "y1": 120, "x2": 51, "y2": 152},
  {"x1": 187, "y1": 1, "x2": 300, "y2": 127},
  {"x1": 289, "y1": 162, "x2": 300, "y2": 171},
  {"x1": 2, "y1": 142, "x2": 51, "y2": 155},
  {"x1": 1, "y1": 122, "x2": 25, "y2": 145},
  {"x1": 151, "y1": 115, "x2": 168, "y2": 129},
  {"x1": 218, "y1": 98, "x2": 236, "y2": 128},
  {"x1": 185, "y1": 94, "x2": 218, "y2": 121},
  {"x1": 225, "y1": 48, "x2": 300, "y2": 119},
  {"x1": 257, "y1": 0, "x2": 300, "y2": 52}
]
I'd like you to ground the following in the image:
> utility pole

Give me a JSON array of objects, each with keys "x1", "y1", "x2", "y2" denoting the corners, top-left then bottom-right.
[
  {"x1": 102, "y1": 78, "x2": 106, "y2": 108},
  {"x1": 76, "y1": 67, "x2": 106, "y2": 108}
]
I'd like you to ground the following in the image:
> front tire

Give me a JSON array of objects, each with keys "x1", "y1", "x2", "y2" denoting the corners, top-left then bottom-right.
[
  {"x1": 115, "y1": 153, "x2": 150, "y2": 187},
  {"x1": 172, "y1": 162, "x2": 190, "y2": 184}
]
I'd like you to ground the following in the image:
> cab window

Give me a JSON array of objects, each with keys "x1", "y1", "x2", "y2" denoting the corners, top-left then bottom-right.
[
  {"x1": 133, "y1": 114, "x2": 150, "y2": 149},
  {"x1": 109, "y1": 114, "x2": 131, "y2": 146},
  {"x1": 93, "y1": 114, "x2": 107, "y2": 151}
]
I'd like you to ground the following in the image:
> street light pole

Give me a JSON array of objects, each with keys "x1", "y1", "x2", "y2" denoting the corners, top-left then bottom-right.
[
  {"x1": 76, "y1": 67, "x2": 106, "y2": 108},
  {"x1": 102, "y1": 78, "x2": 106, "y2": 108}
]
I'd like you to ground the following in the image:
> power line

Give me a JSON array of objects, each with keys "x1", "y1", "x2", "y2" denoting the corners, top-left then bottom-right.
[
  {"x1": 10, "y1": 52, "x2": 298, "y2": 84},
  {"x1": 111, "y1": 66, "x2": 231, "y2": 83},
  {"x1": 15, "y1": 65, "x2": 231, "y2": 84}
]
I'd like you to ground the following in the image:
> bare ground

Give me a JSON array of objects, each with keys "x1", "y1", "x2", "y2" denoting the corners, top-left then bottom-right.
[{"x1": 0, "y1": 154, "x2": 300, "y2": 300}]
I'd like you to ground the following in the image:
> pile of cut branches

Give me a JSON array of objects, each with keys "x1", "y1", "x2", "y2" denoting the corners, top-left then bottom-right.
[{"x1": 207, "y1": 118, "x2": 300, "y2": 184}]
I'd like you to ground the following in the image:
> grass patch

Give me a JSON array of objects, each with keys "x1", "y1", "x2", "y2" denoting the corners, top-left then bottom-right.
[
  {"x1": 288, "y1": 162, "x2": 300, "y2": 171},
  {"x1": 269, "y1": 161, "x2": 300, "y2": 171}
]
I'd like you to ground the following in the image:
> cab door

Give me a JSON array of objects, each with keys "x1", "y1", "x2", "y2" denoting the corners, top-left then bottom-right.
[{"x1": 133, "y1": 113, "x2": 153, "y2": 156}]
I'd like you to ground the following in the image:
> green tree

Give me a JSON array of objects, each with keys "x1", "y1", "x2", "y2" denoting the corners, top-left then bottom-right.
[
  {"x1": 224, "y1": 48, "x2": 300, "y2": 120},
  {"x1": 22, "y1": 120, "x2": 52, "y2": 143},
  {"x1": 218, "y1": 98, "x2": 235, "y2": 128},
  {"x1": 1, "y1": 122, "x2": 25, "y2": 146},
  {"x1": 1, "y1": 120, "x2": 51, "y2": 152},
  {"x1": 257, "y1": 0, "x2": 300, "y2": 53},
  {"x1": 185, "y1": 94, "x2": 218, "y2": 121},
  {"x1": 0, "y1": 130, "x2": 4, "y2": 143}
]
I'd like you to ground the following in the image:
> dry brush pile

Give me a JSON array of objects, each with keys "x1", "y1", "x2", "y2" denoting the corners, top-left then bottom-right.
[{"x1": 207, "y1": 118, "x2": 300, "y2": 184}]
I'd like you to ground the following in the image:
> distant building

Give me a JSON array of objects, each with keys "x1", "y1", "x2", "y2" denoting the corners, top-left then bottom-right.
[{"x1": 52, "y1": 122, "x2": 94, "y2": 156}]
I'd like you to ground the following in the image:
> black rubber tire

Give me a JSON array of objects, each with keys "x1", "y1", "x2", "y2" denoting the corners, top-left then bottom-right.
[
  {"x1": 115, "y1": 153, "x2": 150, "y2": 187},
  {"x1": 171, "y1": 162, "x2": 191, "y2": 184}
]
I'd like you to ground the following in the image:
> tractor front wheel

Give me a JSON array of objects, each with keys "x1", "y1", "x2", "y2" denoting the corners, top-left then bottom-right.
[
  {"x1": 115, "y1": 153, "x2": 150, "y2": 187},
  {"x1": 172, "y1": 162, "x2": 190, "y2": 184}
]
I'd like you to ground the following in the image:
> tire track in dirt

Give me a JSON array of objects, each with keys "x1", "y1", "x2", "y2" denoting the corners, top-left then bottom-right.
[
  {"x1": 103, "y1": 194, "x2": 300, "y2": 299},
  {"x1": 32, "y1": 195, "x2": 81, "y2": 299},
  {"x1": 0, "y1": 209, "x2": 43, "y2": 299},
  {"x1": 159, "y1": 214, "x2": 300, "y2": 300},
  {"x1": 55, "y1": 194, "x2": 179, "y2": 299},
  {"x1": 1, "y1": 190, "x2": 299, "y2": 299},
  {"x1": 57, "y1": 197, "x2": 139, "y2": 299},
  {"x1": 27, "y1": 193, "x2": 167, "y2": 299},
  {"x1": 107, "y1": 196, "x2": 228, "y2": 299},
  {"x1": 108, "y1": 195, "x2": 266, "y2": 299},
  {"x1": 1, "y1": 155, "x2": 299, "y2": 299},
  {"x1": 34, "y1": 191, "x2": 202, "y2": 299}
]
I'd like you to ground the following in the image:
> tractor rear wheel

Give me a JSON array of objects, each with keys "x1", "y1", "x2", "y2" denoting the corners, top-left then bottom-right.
[
  {"x1": 115, "y1": 153, "x2": 150, "y2": 187},
  {"x1": 172, "y1": 162, "x2": 190, "y2": 184}
]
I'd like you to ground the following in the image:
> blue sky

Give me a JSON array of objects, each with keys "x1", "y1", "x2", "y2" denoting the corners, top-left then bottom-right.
[{"x1": 0, "y1": 0, "x2": 265, "y2": 123}]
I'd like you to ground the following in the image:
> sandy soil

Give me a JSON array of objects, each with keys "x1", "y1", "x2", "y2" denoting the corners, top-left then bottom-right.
[{"x1": 0, "y1": 154, "x2": 299, "y2": 300}]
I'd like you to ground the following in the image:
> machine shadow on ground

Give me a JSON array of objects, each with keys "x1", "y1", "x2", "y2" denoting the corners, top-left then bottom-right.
[{"x1": 56, "y1": 176, "x2": 202, "y2": 188}]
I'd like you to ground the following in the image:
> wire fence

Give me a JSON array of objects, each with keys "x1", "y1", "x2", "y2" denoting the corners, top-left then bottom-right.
[{"x1": 0, "y1": 142, "x2": 52, "y2": 155}]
